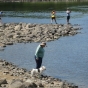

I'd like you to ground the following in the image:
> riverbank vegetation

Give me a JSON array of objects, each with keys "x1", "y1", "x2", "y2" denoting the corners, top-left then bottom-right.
[{"x1": 0, "y1": 2, "x2": 88, "y2": 11}]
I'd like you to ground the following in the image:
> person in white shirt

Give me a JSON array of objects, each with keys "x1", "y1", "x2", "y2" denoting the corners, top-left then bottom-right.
[{"x1": 66, "y1": 8, "x2": 71, "y2": 24}]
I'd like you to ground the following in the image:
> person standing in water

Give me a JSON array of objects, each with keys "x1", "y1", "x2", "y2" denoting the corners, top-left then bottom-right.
[
  {"x1": 0, "y1": 11, "x2": 3, "y2": 23},
  {"x1": 51, "y1": 10, "x2": 57, "y2": 24},
  {"x1": 66, "y1": 8, "x2": 71, "y2": 24}
]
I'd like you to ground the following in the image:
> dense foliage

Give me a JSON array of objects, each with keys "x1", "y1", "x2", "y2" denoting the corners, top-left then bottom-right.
[{"x1": 0, "y1": 2, "x2": 88, "y2": 11}]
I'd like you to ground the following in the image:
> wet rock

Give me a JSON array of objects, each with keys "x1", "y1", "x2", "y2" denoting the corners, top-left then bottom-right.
[
  {"x1": 0, "y1": 79, "x2": 7, "y2": 87},
  {"x1": 9, "y1": 79, "x2": 25, "y2": 88}
]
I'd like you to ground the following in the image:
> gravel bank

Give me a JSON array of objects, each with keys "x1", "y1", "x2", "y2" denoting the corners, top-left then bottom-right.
[
  {"x1": 0, "y1": 22, "x2": 81, "y2": 48},
  {"x1": 0, "y1": 59, "x2": 78, "y2": 88}
]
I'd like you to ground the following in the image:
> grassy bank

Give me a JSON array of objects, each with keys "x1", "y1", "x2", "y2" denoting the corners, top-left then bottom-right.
[{"x1": 0, "y1": 2, "x2": 88, "y2": 11}]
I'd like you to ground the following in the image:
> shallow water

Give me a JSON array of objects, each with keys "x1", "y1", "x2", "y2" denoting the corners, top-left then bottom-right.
[{"x1": 0, "y1": 6, "x2": 88, "y2": 88}]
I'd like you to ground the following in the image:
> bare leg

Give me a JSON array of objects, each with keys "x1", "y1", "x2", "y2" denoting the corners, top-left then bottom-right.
[
  {"x1": 54, "y1": 18, "x2": 57, "y2": 24},
  {"x1": 51, "y1": 19, "x2": 53, "y2": 24}
]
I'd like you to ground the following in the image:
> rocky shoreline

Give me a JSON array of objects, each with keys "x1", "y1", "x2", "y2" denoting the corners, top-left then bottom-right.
[
  {"x1": 0, "y1": 22, "x2": 81, "y2": 48},
  {"x1": 0, "y1": 59, "x2": 78, "y2": 88},
  {"x1": 0, "y1": 22, "x2": 81, "y2": 88}
]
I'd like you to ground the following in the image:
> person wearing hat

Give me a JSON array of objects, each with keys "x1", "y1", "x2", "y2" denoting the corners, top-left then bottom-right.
[
  {"x1": 66, "y1": 8, "x2": 71, "y2": 24},
  {"x1": 35, "y1": 42, "x2": 46, "y2": 71}
]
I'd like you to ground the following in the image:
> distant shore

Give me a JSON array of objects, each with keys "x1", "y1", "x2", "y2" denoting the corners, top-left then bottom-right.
[
  {"x1": 0, "y1": 2, "x2": 88, "y2": 11},
  {"x1": 0, "y1": 22, "x2": 81, "y2": 48},
  {"x1": 0, "y1": 0, "x2": 88, "y2": 2}
]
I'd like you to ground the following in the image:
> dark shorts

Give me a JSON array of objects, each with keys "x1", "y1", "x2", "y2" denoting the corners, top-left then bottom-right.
[
  {"x1": 35, "y1": 56, "x2": 42, "y2": 69},
  {"x1": 67, "y1": 16, "x2": 70, "y2": 20}
]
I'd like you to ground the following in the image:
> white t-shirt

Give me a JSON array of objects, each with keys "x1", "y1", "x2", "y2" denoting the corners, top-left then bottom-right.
[{"x1": 66, "y1": 10, "x2": 71, "y2": 16}]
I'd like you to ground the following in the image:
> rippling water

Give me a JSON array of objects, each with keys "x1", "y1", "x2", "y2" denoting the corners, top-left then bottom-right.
[{"x1": 0, "y1": 6, "x2": 88, "y2": 88}]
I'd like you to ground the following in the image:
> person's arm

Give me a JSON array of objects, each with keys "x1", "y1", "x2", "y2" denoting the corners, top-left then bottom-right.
[{"x1": 35, "y1": 45, "x2": 41, "y2": 60}]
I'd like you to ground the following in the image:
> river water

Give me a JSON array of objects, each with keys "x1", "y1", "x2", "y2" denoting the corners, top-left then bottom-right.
[{"x1": 0, "y1": 6, "x2": 88, "y2": 88}]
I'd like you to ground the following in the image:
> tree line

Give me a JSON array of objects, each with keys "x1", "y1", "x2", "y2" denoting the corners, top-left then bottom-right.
[{"x1": 0, "y1": 0, "x2": 88, "y2": 2}]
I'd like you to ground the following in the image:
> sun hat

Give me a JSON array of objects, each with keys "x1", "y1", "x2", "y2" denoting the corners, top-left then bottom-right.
[{"x1": 40, "y1": 42, "x2": 46, "y2": 46}]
